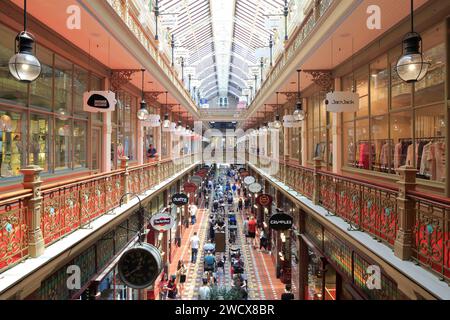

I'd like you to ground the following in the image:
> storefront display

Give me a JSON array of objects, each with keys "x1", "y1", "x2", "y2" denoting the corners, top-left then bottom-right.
[{"x1": 342, "y1": 22, "x2": 446, "y2": 183}]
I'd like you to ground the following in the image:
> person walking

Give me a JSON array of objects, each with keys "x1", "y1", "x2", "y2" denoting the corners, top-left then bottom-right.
[
  {"x1": 237, "y1": 197, "x2": 243, "y2": 213},
  {"x1": 248, "y1": 216, "x2": 257, "y2": 248},
  {"x1": 166, "y1": 275, "x2": 178, "y2": 300},
  {"x1": 281, "y1": 284, "x2": 295, "y2": 300},
  {"x1": 198, "y1": 278, "x2": 211, "y2": 300},
  {"x1": 176, "y1": 260, "x2": 187, "y2": 299},
  {"x1": 158, "y1": 272, "x2": 168, "y2": 300},
  {"x1": 259, "y1": 229, "x2": 268, "y2": 252},
  {"x1": 243, "y1": 217, "x2": 249, "y2": 244},
  {"x1": 190, "y1": 232, "x2": 200, "y2": 263},
  {"x1": 190, "y1": 205, "x2": 196, "y2": 225}
]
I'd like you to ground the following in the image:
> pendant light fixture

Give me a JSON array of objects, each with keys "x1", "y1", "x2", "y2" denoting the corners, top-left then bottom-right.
[
  {"x1": 9, "y1": 0, "x2": 41, "y2": 82},
  {"x1": 137, "y1": 69, "x2": 149, "y2": 120},
  {"x1": 162, "y1": 91, "x2": 171, "y2": 129},
  {"x1": 396, "y1": 0, "x2": 430, "y2": 83},
  {"x1": 293, "y1": 69, "x2": 305, "y2": 121},
  {"x1": 272, "y1": 92, "x2": 282, "y2": 129}
]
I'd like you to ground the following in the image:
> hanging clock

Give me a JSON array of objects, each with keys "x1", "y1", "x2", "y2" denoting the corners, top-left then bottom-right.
[{"x1": 117, "y1": 243, "x2": 163, "y2": 289}]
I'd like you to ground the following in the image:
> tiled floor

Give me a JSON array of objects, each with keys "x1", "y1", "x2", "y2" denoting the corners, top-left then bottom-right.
[{"x1": 155, "y1": 173, "x2": 287, "y2": 300}]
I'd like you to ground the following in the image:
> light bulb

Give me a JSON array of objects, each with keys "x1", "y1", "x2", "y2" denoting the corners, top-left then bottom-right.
[
  {"x1": 137, "y1": 101, "x2": 149, "y2": 120},
  {"x1": 293, "y1": 109, "x2": 305, "y2": 121},
  {"x1": 9, "y1": 32, "x2": 41, "y2": 83}
]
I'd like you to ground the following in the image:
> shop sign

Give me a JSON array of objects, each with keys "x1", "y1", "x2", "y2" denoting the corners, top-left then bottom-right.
[
  {"x1": 325, "y1": 91, "x2": 359, "y2": 113},
  {"x1": 240, "y1": 171, "x2": 250, "y2": 177},
  {"x1": 174, "y1": 47, "x2": 189, "y2": 59},
  {"x1": 283, "y1": 115, "x2": 301, "y2": 128},
  {"x1": 183, "y1": 182, "x2": 197, "y2": 193},
  {"x1": 190, "y1": 175, "x2": 203, "y2": 186},
  {"x1": 160, "y1": 15, "x2": 178, "y2": 29},
  {"x1": 150, "y1": 212, "x2": 175, "y2": 232},
  {"x1": 142, "y1": 114, "x2": 161, "y2": 127},
  {"x1": 269, "y1": 212, "x2": 293, "y2": 230},
  {"x1": 171, "y1": 193, "x2": 188, "y2": 206},
  {"x1": 256, "y1": 194, "x2": 273, "y2": 207},
  {"x1": 248, "y1": 182, "x2": 262, "y2": 193},
  {"x1": 243, "y1": 176, "x2": 256, "y2": 185},
  {"x1": 83, "y1": 91, "x2": 116, "y2": 112},
  {"x1": 265, "y1": 15, "x2": 281, "y2": 30}
]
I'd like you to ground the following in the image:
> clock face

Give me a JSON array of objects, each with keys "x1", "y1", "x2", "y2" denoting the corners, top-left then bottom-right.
[{"x1": 118, "y1": 245, "x2": 161, "y2": 289}]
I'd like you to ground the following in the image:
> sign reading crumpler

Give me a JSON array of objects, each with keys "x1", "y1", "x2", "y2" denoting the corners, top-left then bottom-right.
[
  {"x1": 150, "y1": 212, "x2": 175, "y2": 232},
  {"x1": 171, "y1": 193, "x2": 189, "y2": 206},
  {"x1": 325, "y1": 91, "x2": 359, "y2": 113},
  {"x1": 268, "y1": 212, "x2": 293, "y2": 230}
]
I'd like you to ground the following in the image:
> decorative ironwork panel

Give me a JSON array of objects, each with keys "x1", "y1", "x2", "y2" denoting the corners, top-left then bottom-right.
[
  {"x1": 412, "y1": 198, "x2": 450, "y2": 284},
  {"x1": 0, "y1": 198, "x2": 29, "y2": 272},
  {"x1": 41, "y1": 186, "x2": 81, "y2": 245},
  {"x1": 96, "y1": 231, "x2": 115, "y2": 271}
]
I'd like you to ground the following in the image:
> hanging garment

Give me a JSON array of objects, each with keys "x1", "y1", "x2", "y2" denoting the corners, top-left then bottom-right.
[
  {"x1": 348, "y1": 142, "x2": 355, "y2": 165},
  {"x1": 394, "y1": 142, "x2": 402, "y2": 169},
  {"x1": 419, "y1": 142, "x2": 433, "y2": 178},
  {"x1": 432, "y1": 141, "x2": 445, "y2": 182},
  {"x1": 358, "y1": 142, "x2": 370, "y2": 169},
  {"x1": 405, "y1": 143, "x2": 414, "y2": 167}
]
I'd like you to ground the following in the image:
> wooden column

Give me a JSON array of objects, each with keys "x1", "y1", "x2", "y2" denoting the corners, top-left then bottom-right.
[
  {"x1": 394, "y1": 165, "x2": 417, "y2": 260},
  {"x1": 21, "y1": 165, "x2": 44, "y2": 258},
  {"x1": 312, "y1": 157, "x2": 322, "y2": 205},
  {"x1": 120, "y1": 156, "x2": 129, "y2": 203}
]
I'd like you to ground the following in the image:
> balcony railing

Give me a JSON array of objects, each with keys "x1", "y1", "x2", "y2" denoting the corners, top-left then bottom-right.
[
  {"x1": 0, "y1": 154, "x2": 197, "y2": 273},
  {"x1": 249, "y1": 153, "x2": 450, "y2": 285},
  {"x1": 245, "y1": 0, "x2": 334, "y2": 113},
  {"x1": 106, "y1": 0, "x2": 197, "y2": 113}
]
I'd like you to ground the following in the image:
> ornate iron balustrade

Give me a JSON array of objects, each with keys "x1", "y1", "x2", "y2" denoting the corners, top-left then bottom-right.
[
  {"x1": 408, "y1": 192, "x2": 450, "y2": 284},
  {"x1": 244, "y1": 0, "x2": 334, "y2": 118},
  {"x1": 106, "y1": 0, "x2": 197, "y2": 113},
  {"x1": 250, "y1": 159, "x2": 449, "y2": 285},
  {"x1": 0, "y1": 191, "x2": 31, "y2": 272},
  {"x1": 0, "y1": 155, "x2": 196, "y2": 274}
]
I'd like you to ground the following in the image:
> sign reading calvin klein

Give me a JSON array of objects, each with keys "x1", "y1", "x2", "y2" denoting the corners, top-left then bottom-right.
[
  {"x1": 83, "y1": 91, "x2": 116, "y2": 112},
  {"x1": 172, "y1": 193, "x2": 189, "y2": 206},
  {"x1": 269, "y1": 212, "x2": 293, "y2": 230},
  {"x1": 325, "y1": 91, "x2": 359, "y2": 113}
]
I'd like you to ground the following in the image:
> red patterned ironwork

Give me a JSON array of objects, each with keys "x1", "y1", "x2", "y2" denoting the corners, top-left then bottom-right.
[{"x1": 0, "y1": 195, "x2": 30, "y2": 272}]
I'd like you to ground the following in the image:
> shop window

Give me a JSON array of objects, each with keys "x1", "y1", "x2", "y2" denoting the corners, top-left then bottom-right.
[
  {"x1": 371, "y1": 115, "x2": 389, "y2": 172},
  {"x1": 342, "y1": 23, "x2": 446, "y2": 184},
  {"x1": 370, "y1": 55, "x2": 388, "y2": 116},
  {"x1": 341, "y1": 74, "x2": 354, "y2": 122},
  {"x1": 73, "y1": 66, "x2": 89, "y2": 118},
  {"x1": 390, "y1": 111, "x2": 412, "y2": 171},
  {"x1": 29, "y1": 45, "x2": 53, "y2": 110},
  {"x1": 390, "y1": 46, "x2": 412, "y2": 110},
  {"x1": 54, "y1": 55, "x2": 73, "y2": 115},
  {"x1": 354, "y1": 118, "x2": 370, "y2": 169},
  {"x1": 415, "y1": 104, "x2": 445, "y2": 182},
  {"x1": 29, "y1": 113, "x2": 50, "y2": 172},
  {"x1": 0, "y1": 110, "x2": 26, "y2": 178},
  {"x1": 74, "y1": 121, "x2": 87, "y2": 168},
  {"x1": 55, "y1": 119, "x2": 71, "y2": 170},
  {"x1": 343, "y1": 121, "x2": 355, "y2": 168},
  {"x1": 161, "y1": 131, "x2": 170, "y2": 158},
  {"x1": 414, "y1": 24, "x2": 446, "y2": 107},
  {"x1": 0, "y1": 25, "x2": 28, "y2": 105},
  {"x1": 308, "y1": 93, "x2": 328, "y2": 164},
  {"x1": 290, "y1": 127, "x2": 300, "y2": 160},
  {"x1": 355, "y1": 66, "x2": 369, "y2": 118}
]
